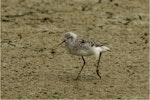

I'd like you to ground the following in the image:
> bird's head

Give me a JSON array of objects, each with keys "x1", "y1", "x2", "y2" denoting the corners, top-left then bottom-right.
[
  {"x1": 57, "y1": 32, "x2": 77, "y2": 46},
  {"x1": 64, "y1": 32, "x2": 77, "y2": 42}
]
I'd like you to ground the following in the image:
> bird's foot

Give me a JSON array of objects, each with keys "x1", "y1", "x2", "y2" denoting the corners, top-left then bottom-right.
[{"x1": 96, "y1": 69, "x2": 101, "y2": 79}]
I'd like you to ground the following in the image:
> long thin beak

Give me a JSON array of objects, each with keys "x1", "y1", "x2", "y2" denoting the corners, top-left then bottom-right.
[
  {"x1": 52, "y1": 37, "x2": 70, "y2": 50},
  {"x1": 56, "y1": 40, "x2": 66, "y2": 47},
  {"x1": 57, "y1": 37, "x2": 71, "y2": 47},
  {"x1": 51, "y1": 40, "x2": 66, "y2": 53}
]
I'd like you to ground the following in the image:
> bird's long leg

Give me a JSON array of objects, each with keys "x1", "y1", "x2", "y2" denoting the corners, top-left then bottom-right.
[
  {"x1": 96, "y1": 53, "x2": 102, "y2": 79},
  {"x1": 75, "y1": 56, "x2": 85, "y2": 80}
]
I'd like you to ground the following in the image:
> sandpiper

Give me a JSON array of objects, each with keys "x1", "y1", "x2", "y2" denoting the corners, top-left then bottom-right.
[{"x1": 57, "y1": 32, "x2": 110, "y2": 79}]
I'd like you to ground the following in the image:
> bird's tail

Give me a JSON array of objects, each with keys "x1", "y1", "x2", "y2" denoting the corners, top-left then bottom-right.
[
  {"x1": 101, "y1": 46, "x2": 110, "y2": 52},
  {"x1": 93, "y1": 46, "x2": 110, "y2": 58}
]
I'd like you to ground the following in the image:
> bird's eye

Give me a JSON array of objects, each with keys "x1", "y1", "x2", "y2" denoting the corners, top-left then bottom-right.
[
  {"x1": 81, "y1": 40, "x2": 85, "y2": 43},
  {"x1": 68, "y1": 35, "x2": 73, "y2": 39}
]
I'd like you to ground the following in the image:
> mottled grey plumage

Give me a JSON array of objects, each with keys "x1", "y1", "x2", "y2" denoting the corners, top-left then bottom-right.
[
  {"x1": 63, "y1": 32, "x2": 109, "y2": 57},
  {"x1": 58, "y1": 32, "x2": 110, "y2": 79}
]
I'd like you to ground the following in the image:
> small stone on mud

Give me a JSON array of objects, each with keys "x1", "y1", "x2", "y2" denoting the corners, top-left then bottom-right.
[
  {"x1": 43, "y1": 92, "x2": 47, "y2": 94},
  {"x1": 114, "y1": 3, "x2": 118, "y2": 6},
  {"x1": 93, "y1": 82, "x2": 97, "y2": 85},
  {"x1": 138, "y1": 15, "x2": 142, "y2": 20},
  {"x1": 144, "y1": 32, "x2": 148, "y2": 36},
  {"x1": 51, "y1": 49, "x2": 55, "y2": 54}
]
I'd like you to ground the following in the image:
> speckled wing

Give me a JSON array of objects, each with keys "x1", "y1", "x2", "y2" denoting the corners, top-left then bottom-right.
[{"x1": 77, "y1": 35, "x2": 107, "y2": 47}]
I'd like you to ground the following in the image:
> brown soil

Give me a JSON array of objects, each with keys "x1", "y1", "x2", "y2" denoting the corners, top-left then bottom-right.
[{"x1": 1, "y1": 0, "x2": 149, "y2": 99}]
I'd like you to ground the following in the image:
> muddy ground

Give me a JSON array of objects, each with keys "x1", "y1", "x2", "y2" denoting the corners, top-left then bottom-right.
[{"x1": 1, "y1": 0, "x2": 149, "y2": 99}]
